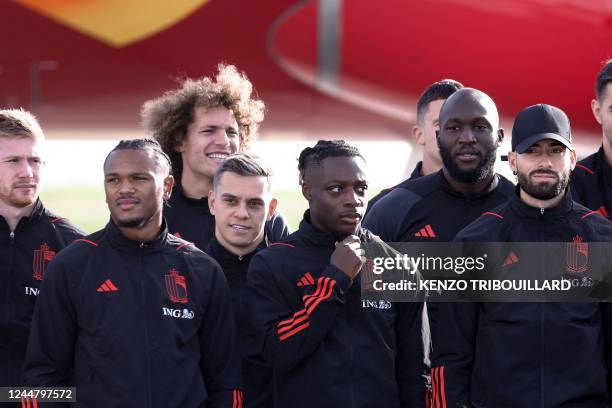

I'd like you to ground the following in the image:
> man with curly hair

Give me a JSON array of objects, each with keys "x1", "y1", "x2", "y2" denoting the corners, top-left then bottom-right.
[{"x1": 142, "y1": 64, "x2": 289, "y2": 249}]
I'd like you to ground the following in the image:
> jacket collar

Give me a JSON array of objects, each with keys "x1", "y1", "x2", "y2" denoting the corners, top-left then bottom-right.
[
  {"x1": 0, "y1": 199, "x2": 47, "y2": 232},
  {"x1": 207, "y1": 235, "x2": 267, "y2": 266},
  {"x1": 509, "y1": 187, "x2": 574, "y2": 219},
  {"x1": 298, "y1": 210, "x2": 368, "y2": 247},
  {"x1": 409, "y1": 161, "x2": 423, "y2": 180},
  {"x1": 106, "y1": 218, "x2": 169, "y2": 251},
  {"x1": 438, "y1": 170, "x2": 501, "y2": 200},
  {"x1": 595, "y1": 146, "x2": 612, "y2": 186}
]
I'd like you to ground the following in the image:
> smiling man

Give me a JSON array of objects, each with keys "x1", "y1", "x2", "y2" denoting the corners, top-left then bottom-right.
[
  {"x1": 246, "y1": 140, "x2": 425, "y2": 407},
  {"x1": 142, "y1": 64, "x2": 289, "y2": 250},
  {"x1": 0, "y1": 109, "x2": 82, "y2": 401},
  {"x1": 432, "y1": 104, "x2": 612, "y2": 407},
  {"x1": 23, "y1": 139, "x2": 241, "y2": 407},
  {"x1": 206, "y1": 154, "x2": 277, "y2": 407}
]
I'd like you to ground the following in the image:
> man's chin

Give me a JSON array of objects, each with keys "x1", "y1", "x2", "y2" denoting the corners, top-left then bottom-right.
[
  {"x1": 7, "y1": 195, "x2": 37, "y2": 209},
  {"x1": 114, "y1": 217, "x2": 147, "y2": 229}
]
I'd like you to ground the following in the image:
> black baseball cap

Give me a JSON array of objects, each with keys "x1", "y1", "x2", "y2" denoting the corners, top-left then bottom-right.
[{"x1": 511, "y1": 104, "x2": 573, "y2": 153}]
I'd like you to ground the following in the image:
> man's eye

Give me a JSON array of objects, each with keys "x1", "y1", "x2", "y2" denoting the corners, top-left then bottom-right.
[
  {"x1": 248, "y1": 202, "x2": 263, "y2": 208},
  {"x1": 356, "y1": 186, "x2": 368, "y2": 195},
  {"x1": 224, "y1": 198, "x2": 237, "y2": 205},
  {"x1": 106, "y1": 178, "x2": 118, "y2": 184},
  {"x1": 328, "y1": 186, "x2": 341, "y2": 193}
]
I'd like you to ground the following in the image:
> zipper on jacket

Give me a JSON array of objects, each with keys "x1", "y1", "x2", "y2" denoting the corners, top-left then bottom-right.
[
  {"x1": 540, "y1": 303, "x2": 545, "y2": 407},
  {"x1": 539, "y1": 208, "x2": 545, "y2": 216},
  {"x1": 4, "y1": 231, "x2": 15, "y2": 385},
  {"x1": 346, "y1": 292, "x2": 356, "y2": 406},
  {"x1": 139, "y1": 249, "x2": 152, "y2": 408}
]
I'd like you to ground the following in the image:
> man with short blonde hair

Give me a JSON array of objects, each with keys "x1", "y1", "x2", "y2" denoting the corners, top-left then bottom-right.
[{"x1": 0, "y1": 108, "x2": 82, "y2": 395}]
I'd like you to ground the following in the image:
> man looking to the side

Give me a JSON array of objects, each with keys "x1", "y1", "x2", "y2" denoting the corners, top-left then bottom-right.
[
  {"x1": 23, "y1": 139, "x2": 240, "y2": 407},
  {"x1": 247, "y1": 140, "x2": 426, "y2": 407},
  {"x1": 0, "y1": 109, "x2": 82, "y2": 401},
  {"x1": 571, "y1": 59, "x2": 612, "y2": 217}
]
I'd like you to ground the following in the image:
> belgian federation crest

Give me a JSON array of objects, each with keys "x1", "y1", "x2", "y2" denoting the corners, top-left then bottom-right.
[
  {"x1": 165, "y1": 268, "x2": 189, "y2": 304},
  {"x1": 32, "y1": 243, "x2": 56, "y2": 281},
  {"x1": 566, "y1": 235, "x2": 589, "y2": 274}
]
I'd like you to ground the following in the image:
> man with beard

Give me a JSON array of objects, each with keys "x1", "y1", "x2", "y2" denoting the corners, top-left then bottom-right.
[
  {"x1": 571, "y1": 60, "x2": 612, "y2": 217},
  {"x1": 431, "y1": 104, "x2": 612, "y2": 407},
  {"x1": 206, "y1": 154, "x2": 278, "y2": 406},
  {"x1": 364, "y1": 87, "x2": 514, "y2": 243},
  {"x1": 142, "y1": 64, "x2": 289, "y2": 250},
  {"x1": 22, "y1": 139, "x2": 241, "y2": 407},
  {"x1": 366, "y1": 79, "x2": 463, "y2": 214},
  {"x1": 246, "y1": 140, "x2": 425, "y2": 407},
  {"x1": 0, "y1": 110, "x2": 82, "y2": 406},
  {"x1": 363, "y1": 88, "x2": 514, "y2": 404}
]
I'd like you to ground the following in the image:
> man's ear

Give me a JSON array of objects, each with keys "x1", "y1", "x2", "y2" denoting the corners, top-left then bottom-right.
[
  {"x1": 208, "y1": 190, "x2": 216, "y2": 215},
  {"x1": 496, "y1": 128, "x2": 504, "y2": 146},
  {"x1": 413, "y1": 125, "x2": 425, "y2": 146},
  {"x1": 163, "y1": 175, "x2": 174, "y2": 202},
  {"x1": 301, "y1": 182, "x2": 311, "y2": 201},
  {"x1": 175, "y1": 138, "x2": 185, "y2": 153},
  {"x1": 569, "y1": 149, "x2": 577, "y2": 171},
  {"x1": 592, "y1": 98, "x2": 602, "y2": 125},
  {"x1": 508, "y1": 151, "x2": 518, "y2": 174},
  {"x1": 267, "y1": 198, "x2": 278, "y2": 221}
]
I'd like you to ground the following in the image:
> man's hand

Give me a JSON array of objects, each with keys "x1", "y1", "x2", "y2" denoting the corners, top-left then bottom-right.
[{"x1": 331, "y1": 235, "x2": 365, "y2": 279}]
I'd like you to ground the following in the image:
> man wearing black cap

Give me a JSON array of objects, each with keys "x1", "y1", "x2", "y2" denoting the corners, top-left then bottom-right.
[
  {"x1": 571, "y1": 60, "x2": 612, "y2": 218},
  {"x1": 431, "y1": 104, "x2": 612, "y2": 407}
]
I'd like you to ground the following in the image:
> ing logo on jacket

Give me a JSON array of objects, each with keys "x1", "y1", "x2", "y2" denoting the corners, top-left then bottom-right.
[
  {"x1": 32, "y1": 243, "x2": 55, "y2": 281},
  {"x1": 165, "y1": 268, "x2": 189, "y2": 303}
]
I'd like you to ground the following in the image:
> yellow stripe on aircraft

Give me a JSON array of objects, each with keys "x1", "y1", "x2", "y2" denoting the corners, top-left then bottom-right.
[{"x1": 13, "y1": 0, "x2": 209, "y2": 47}]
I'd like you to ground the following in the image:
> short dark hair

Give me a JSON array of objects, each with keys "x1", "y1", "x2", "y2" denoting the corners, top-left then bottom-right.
[
  {"x1": 297, "y1": 140, "x2": 363, "y2": 184},
  {"x1": 596, "y1": 60, "x2": 612, "y2": 101},
  {"x1": 416, "y1": 79, "x2": 464, "y2": 124},
  {"x1": 104, "y1": 138, "x2": 172, "y2": 175},
  {"x1": 213, "y1": 153, "x2": 272, "y2": 191}
]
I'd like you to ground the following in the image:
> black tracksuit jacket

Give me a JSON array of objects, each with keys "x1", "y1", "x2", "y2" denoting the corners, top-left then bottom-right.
[
  {"x1": 363, "y1": 170, "x2": 515, "y2": 243},
  {"x1": 164, "y1": 184, "x2": 290, "y2": 250},
  {"x1": 206, "y1": 237, "x2": 271, "y2": 408},
  {"x1": 365, "y1": 161, "x2": 423, "y2": 217},
  {"x1": 0, "y1": 200, "x2": 82, "y2": 391},
  {"x1": 431, "y1": 191, "x2": 612, "y2": 408},
  {"x1": 22, "y1": 221, "x2": 241, "y2": 408},
  {"x1": 571, "y1": 146, "x2": 612, "y2": 218},
  {"x1": 363, "y1": 171, "x2": 515, "y2": 336},
  {"x1": 246, "y1": 212, "x2": 426, "y2": 407}
]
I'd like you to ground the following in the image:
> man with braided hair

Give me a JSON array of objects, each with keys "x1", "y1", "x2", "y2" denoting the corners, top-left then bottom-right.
[
  {"x1": 23, "y1": 139, "x2": 241, "y2": 407},
  {"x1": 142, "y1": 64, "x2": 289, "y2": 250},
  {"x1": 246, "y1": 140, "x2": 426, "y2": 407}
]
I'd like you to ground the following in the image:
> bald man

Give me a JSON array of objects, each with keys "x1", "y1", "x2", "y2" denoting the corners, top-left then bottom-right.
[{"x1": 363, "y1": 88, "x2": 515, "y2": 402}]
